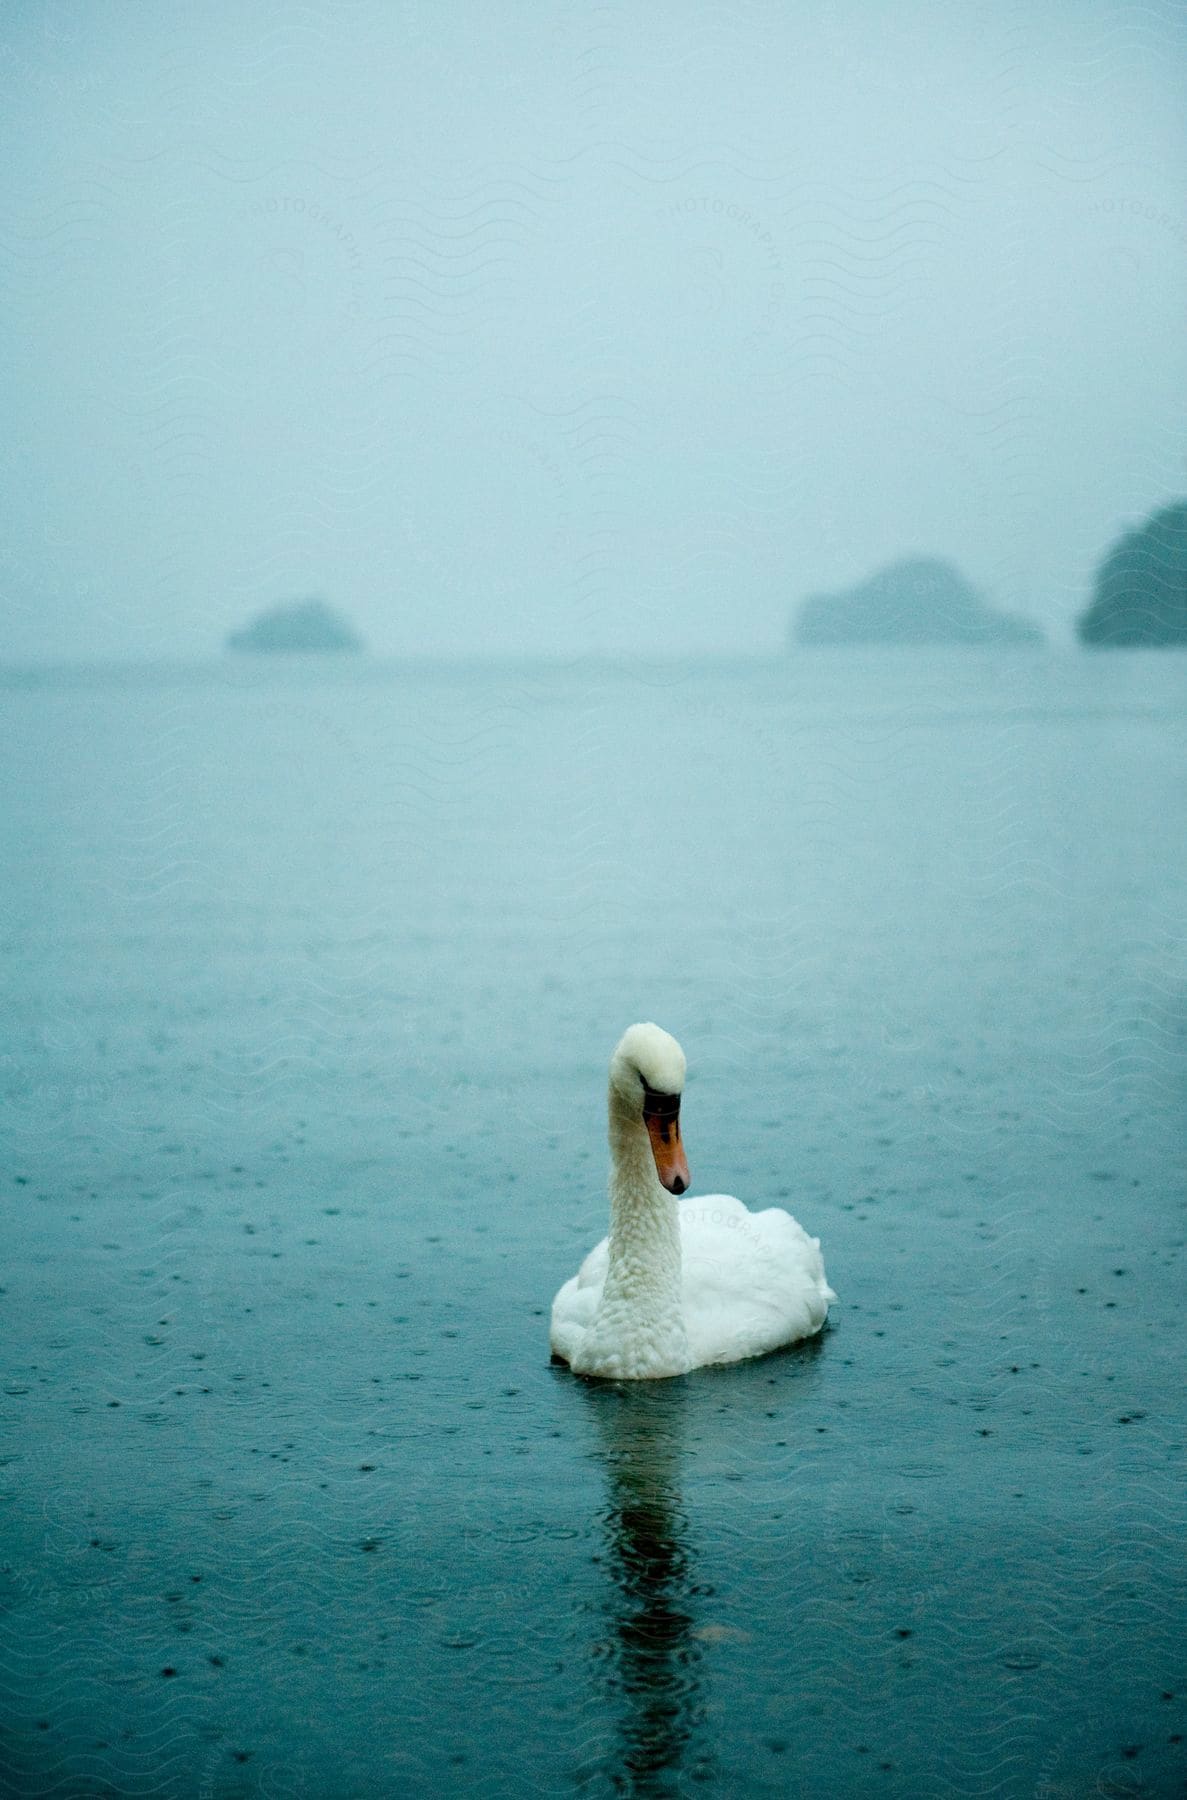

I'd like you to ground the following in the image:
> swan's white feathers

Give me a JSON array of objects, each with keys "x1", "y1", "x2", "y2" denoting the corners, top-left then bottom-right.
[
  {"x1": 677, "y1": 1196, "x2": 834, "y2": 1366},
  {"x1": 611, "y1": 1022, "x2": 686, "y2": 1097},
  {"x1": 549, "y1": 1025, "x2": 834, "y2": 1379},
  {"x1": 550, "y1": 1193, "x2": 835, "y2": 1374}
]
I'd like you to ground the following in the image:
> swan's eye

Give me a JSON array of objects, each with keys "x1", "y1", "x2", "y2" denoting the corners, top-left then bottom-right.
[{"x1": 641, "y1": 1082, "x2": 682, "y2": 1159}]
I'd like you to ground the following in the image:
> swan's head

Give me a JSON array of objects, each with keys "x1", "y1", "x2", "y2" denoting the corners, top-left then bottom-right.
[{"x1": 609, "y1": 1023, "x2": 690, "y2": 1195}]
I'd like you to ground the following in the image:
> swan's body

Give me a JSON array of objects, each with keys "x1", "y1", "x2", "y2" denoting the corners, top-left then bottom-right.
[
  {"x1": 550, "y1": 1024, "x2": 835, "y2": 1380},
  {"x1": 551, "y1": 1191, "x2": 835, "y2": 1379}
]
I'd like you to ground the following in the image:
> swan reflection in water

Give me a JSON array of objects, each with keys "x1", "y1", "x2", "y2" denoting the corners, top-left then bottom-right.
[
  {"x1": 580, "y1": 1379, "x2": 712, "y2": 1793},
  {"x1": 576, "y1": 1337, "x2": 829, "y2": 1793}
]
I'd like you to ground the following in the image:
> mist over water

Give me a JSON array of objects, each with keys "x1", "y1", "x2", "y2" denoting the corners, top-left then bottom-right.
[{"x1": 1, "y1": 2, "x2": 1185, "y2": 660}]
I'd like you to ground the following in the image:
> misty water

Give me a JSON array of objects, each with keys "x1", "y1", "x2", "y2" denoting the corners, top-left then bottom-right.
[{"x1": 1, "y1": 651, "x2": 1184, "y2": 1799}]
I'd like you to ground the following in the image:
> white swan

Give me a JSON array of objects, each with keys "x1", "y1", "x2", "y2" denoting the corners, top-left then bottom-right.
[{"x1": 550, "y1": 1024, "x2": 835, "y2": 1379}]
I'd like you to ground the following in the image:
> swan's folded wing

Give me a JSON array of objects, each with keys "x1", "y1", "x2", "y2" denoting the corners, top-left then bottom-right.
[
  {"x1": 575, "y1": 1235, "x2": 610, "y2": 1288},
  {"x1": 549, "y1": 1235, "x2": 610, "y2": 1362},
  {"x1": 678, "y1": 1195, "x2": 834, "y2": 1365}
]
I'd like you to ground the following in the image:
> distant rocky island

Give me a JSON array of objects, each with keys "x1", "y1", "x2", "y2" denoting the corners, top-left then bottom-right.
[
  {"x1": 226, "y1": 598, "x2": 364, "y2": 654},
  {"x1": 1077, "y1": 501, "x2": 1187, "y2": 646},
  {"x1": 793, "y1": 558, "x2": 1044, "y2": 646}
]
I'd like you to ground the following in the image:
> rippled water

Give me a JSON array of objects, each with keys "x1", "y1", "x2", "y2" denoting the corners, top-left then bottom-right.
[{"x1": 1, "y1": 652, "x2": 1184, "y2": 1797}]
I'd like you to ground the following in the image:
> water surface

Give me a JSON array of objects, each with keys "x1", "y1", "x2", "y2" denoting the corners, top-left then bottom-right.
[{"x1": 1, "y1": 652, "x2": 1184, "y2": 1797}]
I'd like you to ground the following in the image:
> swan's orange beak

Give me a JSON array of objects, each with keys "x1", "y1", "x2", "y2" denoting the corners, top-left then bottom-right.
[{"x1": 644, "y1": 1104, "x2": 689, "y2": 1196}]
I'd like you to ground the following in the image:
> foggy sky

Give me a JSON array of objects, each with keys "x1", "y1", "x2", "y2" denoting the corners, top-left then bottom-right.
[{"x1": 2, "y1": 0, "x2": 1185, "y2": 659}]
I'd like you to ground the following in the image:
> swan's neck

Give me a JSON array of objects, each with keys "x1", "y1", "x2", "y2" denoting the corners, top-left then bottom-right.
[{"x1": 578, "y1": 1104, "x2": 689, "y2": 1378}]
